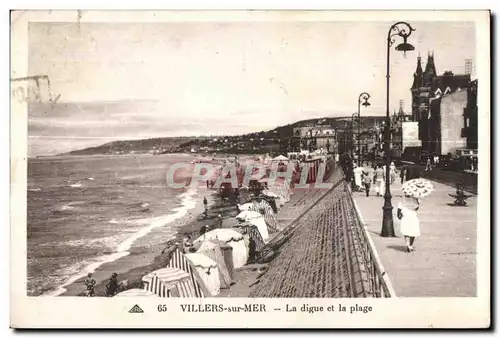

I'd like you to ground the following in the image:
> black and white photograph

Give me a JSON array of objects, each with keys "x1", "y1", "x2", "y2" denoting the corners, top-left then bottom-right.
[{"x1": 10, "y1": 10, "x2": 490, "y2": 328}]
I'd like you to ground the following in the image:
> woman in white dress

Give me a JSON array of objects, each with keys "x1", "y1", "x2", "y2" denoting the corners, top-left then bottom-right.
[
  {"x1": 353, "y1": 163, "x2": 363, "y2": 192},
  {"x1": 374, "y1": 164, "x2": 385, "y2": 196},
  {"x1": 397, "y1": 195, "x2": 421, "y2": 252},
  {"x1": 389, "y1": 162, "x2": 397, "y2": 185}
]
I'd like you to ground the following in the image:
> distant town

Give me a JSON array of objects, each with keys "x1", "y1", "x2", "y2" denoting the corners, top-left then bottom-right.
[{"x1": 60, "y1": 53, "x2": 478, "y2": 173}]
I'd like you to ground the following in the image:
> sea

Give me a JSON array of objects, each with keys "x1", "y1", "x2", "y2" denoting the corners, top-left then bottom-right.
[{"x1": 27, "y1": 153, "x2": 199, "y2": 296}]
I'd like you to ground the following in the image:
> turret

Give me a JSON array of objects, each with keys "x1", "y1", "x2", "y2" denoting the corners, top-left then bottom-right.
[
  {"x1": 423, "y1": 51, "x2": 437, "y2": 86},
  {"x1": 411, "y1": 54, "x2": 423, "y2": 90}
]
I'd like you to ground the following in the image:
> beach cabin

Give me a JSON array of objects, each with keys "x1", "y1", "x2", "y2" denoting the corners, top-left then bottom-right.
[
  {"x1": 235, "y1": 210, "x2": 269, "y2": 241},
  {"x1": 184, "y1": 253, "x2": 221, "y2": 296},
  {"x1": 193, "y1": 229, "x2": 248, "y2": 269},
  {"x1": 196, "y1": 239, "x2": 233, "y2": 288},
  {"x1": 141, "y1": 267, "x2": 198, "y2": 298}
]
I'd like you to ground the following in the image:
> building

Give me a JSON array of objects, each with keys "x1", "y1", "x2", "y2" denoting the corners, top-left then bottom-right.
[
  {"x1": 390, "y1": 107, "x2": 412, "y2": 158},
  {"x1": 410, "y1": 52, "x2": 476, "y2": 155},
  {"x1": 292, "y1": 124, "x2": 337, "y2": 154},
  {"x1": 463, "y1": 79, "x2": 478, "y2": 150},
  {"x1": 426, "y1": 82, "x2": 478, "y2": 155}
]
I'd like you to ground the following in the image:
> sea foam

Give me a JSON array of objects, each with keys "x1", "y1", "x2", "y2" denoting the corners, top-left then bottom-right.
[{"x1": 45, "y1": 187, "x2": 198, "y2": 296}]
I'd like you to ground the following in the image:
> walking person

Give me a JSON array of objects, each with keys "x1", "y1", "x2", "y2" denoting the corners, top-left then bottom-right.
[
  {"x1": 182, "y1": 235, "x2": 193, "y2": 254},
  {"x1": 84, "y1": 273, "x2": 96, "y2": 297},
  {"x1": 425, "y1": 157, "x2": 432, "y2": 171},
  {"x1": 389, "y1": 162, "x2": 397, "y2": 185},
  {"x1": 203, "y1": 197, "x2": 208, "y2": 217},
  {"x1": 374, "y1": 164, "x2": 385, "y2": 197},
  {"x1": 400, "y1": 165, "x2": 407, "y2": 184},
  {"x1": 397, "y1": 195, "x2": 421, "y2": 253},
  {"x1": 399, "y1": 178, "x2": 434, "y2": 253},
  {"x1": 199, "y1": 224, "x2": 210, "y2": 237},
  {"x1": 353, "y1": 163, "x2": 363, "y2": 192},
  {"x1": 105, "y1": 273, "x2": 119, "y2": 297},
  {"x1": 361, "y1": 162, "x2": 374, "y2": 197},
  {"x1": 216, "y1": 214, "x2": 223, "y2": 229}
]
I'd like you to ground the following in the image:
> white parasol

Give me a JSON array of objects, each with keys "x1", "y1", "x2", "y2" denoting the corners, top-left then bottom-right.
[{"x1": 401, "y1": 178, "x2": 434, "y2": 198}]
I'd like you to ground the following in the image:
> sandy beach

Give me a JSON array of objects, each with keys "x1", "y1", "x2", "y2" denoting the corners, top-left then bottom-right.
[
  {"x1": 60, "y1": 186, "x2": 219, "y2": 296},
  {"x1": 60, "y1": 156, "x2": 337, "y2": 297}
]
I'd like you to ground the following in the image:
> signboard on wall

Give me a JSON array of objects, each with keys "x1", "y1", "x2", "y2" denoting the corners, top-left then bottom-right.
[{"x1": 402, "y1": 122, "x2": 421, "y2": 150}]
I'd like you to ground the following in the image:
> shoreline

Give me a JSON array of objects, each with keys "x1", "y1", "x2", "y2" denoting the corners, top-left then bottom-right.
[
  {"x1": 57, "y1": 185, "x2": 216, "y2": 297},
  {"x1": 58, "y1": 184, "x2": 237, "y2": 297},
  {"x1": 53, "y1": 155, "x2": 335, "y2": 297}
]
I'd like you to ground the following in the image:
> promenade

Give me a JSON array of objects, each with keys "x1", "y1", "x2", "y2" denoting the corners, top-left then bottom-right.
[{"x1": 352, "y1": 178, "x2": 477, "y2": 297}]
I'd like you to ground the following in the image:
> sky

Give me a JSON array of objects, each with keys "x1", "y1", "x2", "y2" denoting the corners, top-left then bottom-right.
[{"x1": 26, "y1": 20, "x2": 476, "y2": 156}]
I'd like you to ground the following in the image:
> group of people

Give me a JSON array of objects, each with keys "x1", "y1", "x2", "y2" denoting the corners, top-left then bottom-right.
[
  {"x1": 351, "y1": 161, "x2": 397, "y2": 197},
  {"x1": 84, "y1": 272, "x2": 123, "y2": 297},
  {"x1": 339, "y1": 155, "x2": 423, "y2": 253}
]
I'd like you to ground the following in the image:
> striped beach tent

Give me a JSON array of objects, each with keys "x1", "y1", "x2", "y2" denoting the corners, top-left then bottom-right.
[
  {"x1": 236, "y1": 211, "x2": 269, "y2": 241},
  {"x1": 235, "y1": 224, "x2": 266, "y2": 253},
  {"x1": 233, "y1": 224, "x2": 266, "y2": 263},
  {"x1": 197, "y1": 239, "x2": 233, "y2": 288},
  {"x1": 193, "y1": 229, "x2": 248, "y2": 269},
  {"x1": 142, "y1": 267, "x2": 197, "y2": 298},
  {"x1": 185, "y1": 253, "x2": 220, "y2": 296},
  {"x1": 248, "y1": 199, "x2": 279, "y2": 234},
  {"x1": 167, "y1": 248, "x2": 211, "y2": 297},
  {"x1": 115, "y1": 288, "x2": 159, "y2": 297}
]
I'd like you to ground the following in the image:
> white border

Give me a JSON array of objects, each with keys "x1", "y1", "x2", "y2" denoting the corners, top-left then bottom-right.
[{"x1": 7, "y1": 8, "x2": 493, "y2": 330}]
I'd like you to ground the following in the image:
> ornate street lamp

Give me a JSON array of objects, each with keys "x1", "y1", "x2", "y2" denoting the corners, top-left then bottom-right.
[
  {"x1": 357, "y1": 92, "x2": 371, "y2": 164},
  {"x1": 381, "y1": 21, "x2": 416, "y2": 238},
  {"x1": 351, "y1": 112, "x2": 360, "y2": 163}
]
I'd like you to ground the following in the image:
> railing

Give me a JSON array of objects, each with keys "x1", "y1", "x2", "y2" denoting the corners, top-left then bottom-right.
[
  {"x1": 257, "y1": 161, "x2": 341, "y2": 263},
  {"x1": 342, "y1": 182, "x2": 396, "y2": 298}
]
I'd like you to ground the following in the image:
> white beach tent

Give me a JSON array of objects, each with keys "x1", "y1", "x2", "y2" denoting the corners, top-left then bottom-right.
[
  {"x1": 262, "y1": 189, "x2": 279, "y2": 198},
  {"x1": 237, "y1": 202, "x2": 254, "y2": 211},
  {"x1": 184, "y1": 253, "x2": 221, "y2": 296},
  {"x1": 141, "y1": 267, "x2": 197, "y2": 298},
  {"x1": 235, "y1": 211, "x2": 269, "y2": 241},
  {"x1": 193, "y1": 229, "x2": 248, "y2": 269},
  {"x1": 233, "y1": 223, "x2": 266, "y2": 255},
  {"x1": 115, "y1": 288, "x2": 159, "y2": 297},
  {"x1": 272, "y1": 155, "x2": 289, "y2": 161},
  {"x1": 197, "y1": 239, "x2": 233, "y2": 288}
]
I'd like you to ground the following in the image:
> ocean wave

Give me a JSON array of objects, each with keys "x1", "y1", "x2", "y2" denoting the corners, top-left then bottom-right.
[
  {"x1": 45, "y1": 187, "x2": 199, "y2": 296},
  {"x1": 28, "y1": 188, "x2": 42, "y2": 192},
  {"x1": 52, "y1": 204, "x2": 76, "y2": 214},
  {"x1": 62, "y1": 234, "x2": 130, "y2": 249}
]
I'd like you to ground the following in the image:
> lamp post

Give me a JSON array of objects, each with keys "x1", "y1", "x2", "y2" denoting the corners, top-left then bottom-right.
[
  {"x1": 381, "y1": 21, "x2": 416, "y2": 238},
  {"x1": 351, "y1": 112, "x2": 360, "y2": 163},
  {"x1": 357, "y1": 92, "x2": 371, "y2": 164}
]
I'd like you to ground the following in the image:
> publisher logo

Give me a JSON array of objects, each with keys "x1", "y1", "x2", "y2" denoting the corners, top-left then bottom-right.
[{"x1": 129, "y1": 304, "x2": 144, "y2": 313}]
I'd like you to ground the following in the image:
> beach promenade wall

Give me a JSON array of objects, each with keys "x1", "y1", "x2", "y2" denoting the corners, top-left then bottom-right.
[{"x1": 250, "y1": 164, "x2": 394, "y2": 298}]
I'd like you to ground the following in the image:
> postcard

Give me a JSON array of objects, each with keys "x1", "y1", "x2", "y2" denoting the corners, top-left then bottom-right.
[{"x1": 10, "y1": 9, "x2": 490, "y2": 328}]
